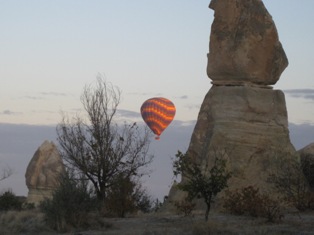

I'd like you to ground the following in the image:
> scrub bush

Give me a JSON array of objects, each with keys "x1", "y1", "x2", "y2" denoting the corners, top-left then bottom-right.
[
  {"x1": 40, "y1": 173, "x2": 98, "y2": 232},
  {"x1": 223, "y1": 186, "x2": 284, "y2": 222},
  {"x1": 104, "y1": 174, "x2": 154, "y2": 217},
  {"x1": 0, "y1": 190, "x2": 22, "y2": 211},
  {"x1": 174, "y1": 197, "x2": 196, "y2": 217}
]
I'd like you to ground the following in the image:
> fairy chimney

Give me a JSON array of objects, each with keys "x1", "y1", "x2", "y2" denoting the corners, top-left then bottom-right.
[
  {"x1": 25, "y1": 141, "x2": 65, "y2": 205},
  {"x1": 164, "y1": 0, "x2": 297, "y2": 212}
]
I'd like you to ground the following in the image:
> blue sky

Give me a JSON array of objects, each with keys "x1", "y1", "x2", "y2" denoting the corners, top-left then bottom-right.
[
  {"x1": 1, "y1": 1, "x2": 314, "y2": 199},
  {"x1": 1, "y1": 0, "x2": 314, "y2": 125}
]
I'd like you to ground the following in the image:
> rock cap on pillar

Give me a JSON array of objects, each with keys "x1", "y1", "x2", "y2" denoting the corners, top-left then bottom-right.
[{"x1": 207, "y1": 0, "x2": 288, "y2": 86}]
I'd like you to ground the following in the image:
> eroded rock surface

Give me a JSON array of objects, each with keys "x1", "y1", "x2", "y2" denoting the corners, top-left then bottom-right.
[
  {"x1": 186, "y1": 86, "x2": 295, "y2": 190},
  {"x1": 164, "y1": 0, "x2": 295, "y2": 211},
  {"x1": 25, "y1": 140, "x2": 65, "y2": 205},
  {"x1": 207, "y1": 0, "x2": 288, "y2": 85},
  {"x1": 164, "y1": 86, "x2": 297, "y2": 211}
]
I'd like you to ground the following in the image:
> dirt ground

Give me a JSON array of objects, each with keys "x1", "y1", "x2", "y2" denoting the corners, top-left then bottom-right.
[
  {"x1": 63, "y1": 212, "x2": 314, "y2": 235},
  {"x1": 2, "y1": 210, "x2": 314, "y2": 235}
]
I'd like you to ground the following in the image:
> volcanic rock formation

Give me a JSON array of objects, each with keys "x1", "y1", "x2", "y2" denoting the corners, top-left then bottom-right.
[
  {"x1": 164, "y1": 0, "x2": 298, "y2": 212},
  {"x1": 25, "y1": 140, "x2": 65, "y2": 205},
  {"x1": 207, "y1": 0, "x2": 288, "y2": 86}
]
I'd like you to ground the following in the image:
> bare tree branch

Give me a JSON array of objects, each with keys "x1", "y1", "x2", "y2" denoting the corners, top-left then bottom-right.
[
  {"x1": 0, "y1": 166, "x2": 13, "y2": 181},
  {"x1": 57, "y1": 77, "x2": 154, "y2": 204}
]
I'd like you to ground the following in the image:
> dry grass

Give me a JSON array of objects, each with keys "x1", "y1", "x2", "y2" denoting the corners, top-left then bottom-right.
[
  {"x1": 1, "y1": 210, "x2": 314, "y2": 235},
  {"x1": 0, "y1": 210, "x2": 53, "y2": 235},
  {"x1": 82, "y1": 212, "x2": 314, "y2": 235}
]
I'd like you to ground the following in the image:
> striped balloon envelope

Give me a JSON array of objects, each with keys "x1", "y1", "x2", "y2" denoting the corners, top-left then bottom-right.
[{"x1": 140, "y1": 97, "x2": 176, "y2": 140}]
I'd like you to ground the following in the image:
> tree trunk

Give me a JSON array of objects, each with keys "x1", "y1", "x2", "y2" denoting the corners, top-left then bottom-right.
[{"x1": 205, "y1": 202, "x2": 211, "y2": 221}]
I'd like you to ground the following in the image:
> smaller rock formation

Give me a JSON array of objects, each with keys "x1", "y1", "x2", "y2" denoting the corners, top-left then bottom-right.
[
  {"x1": 25, "y1": 140, "x2": 65, "y2": 205},
  {"x1": 298, "y1": 143, "x2": 314, "y2": 191}
]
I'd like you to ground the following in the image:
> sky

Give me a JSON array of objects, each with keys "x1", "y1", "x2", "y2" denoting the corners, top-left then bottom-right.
[{"x1": 1, "y1": 0, "x2": 314, "y2": 200}]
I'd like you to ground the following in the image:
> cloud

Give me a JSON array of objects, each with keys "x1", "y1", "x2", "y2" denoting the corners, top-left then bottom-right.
[
  {"x1": 178, "y1": 95, "x2": 188, "y2": 99},
  {"x1": 39, "y1": 92, "x2": 67, "y2": 97},
  {"x1": 117, "y1": 109, "x2": 141, "y2": 119},
  {"x1": 0, "y1": 110, "x2": 21, "y2": 115},
  {"x1": 185, "y1": 104, "x2": 201, "y2": 110},
  {"x1": 22, "y1": 91, "x2": 69, "y2": 100},
  {"x1": 284, "y1": 89, "x2": 314, "y2": 101},
  {"x1": 31, "y1": 110, "x2": 57, "y2": 114},
  {"x1": 126, "y1": 92, "x2": 191, "y2": 108},
  {"x1": 170, "y1": 119, "x2": 196, "y2": 127},
  {"x1": 23, "y1": 96, "x2": 45, "y2": 100},
  {"x1": 127, "y1": 92, "x2": 163, "y2": 97}
]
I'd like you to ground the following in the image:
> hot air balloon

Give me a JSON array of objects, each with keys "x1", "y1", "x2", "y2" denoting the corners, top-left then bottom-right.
[{"x1": 140, "y1": 97, "x2": 176, "y2": 140}]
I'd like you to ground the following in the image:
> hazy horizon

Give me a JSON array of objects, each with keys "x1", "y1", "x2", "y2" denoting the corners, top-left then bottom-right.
[{"x1": 0, "y1": 119, "x2": 313, "y2": 200}]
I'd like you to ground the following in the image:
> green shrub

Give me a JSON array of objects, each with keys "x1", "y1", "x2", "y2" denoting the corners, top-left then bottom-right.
[
  {"x1": 0, "y1": 190, "x2": 22, "y2": 211},
  {"x1": 40, "y1": 173, "x2": 98, "y2": 232},
  {"x1": 223, "y1": 186, "x2": 284, "y2": 222},
  {"x1": 173, "y1": 150, "x2": 232, "y2": 221}
]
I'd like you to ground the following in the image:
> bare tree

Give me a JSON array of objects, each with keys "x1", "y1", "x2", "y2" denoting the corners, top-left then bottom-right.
[
  {"x1": 268, "y1": 154, "x2": 310, "y2": 211},
  {"x1": 56, "y1": 77, "x2": 153, "y2": 204},
  {"x1": 0, "y1": 166, "x2": 13, "y2": 182}
]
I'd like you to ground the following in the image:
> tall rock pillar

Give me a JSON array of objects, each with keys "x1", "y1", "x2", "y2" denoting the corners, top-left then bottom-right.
[{"x1": 164, "y1": 0, "x2": 297, "y2": 211}]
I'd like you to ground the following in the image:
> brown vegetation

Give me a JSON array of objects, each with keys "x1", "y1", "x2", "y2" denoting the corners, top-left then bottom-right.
[
  {"x1": 223, "y1": 185, "x2": 284, "y2": 222},
  {"x1": 1, "y1": 210, "x2": 314, "y2": 235}
]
